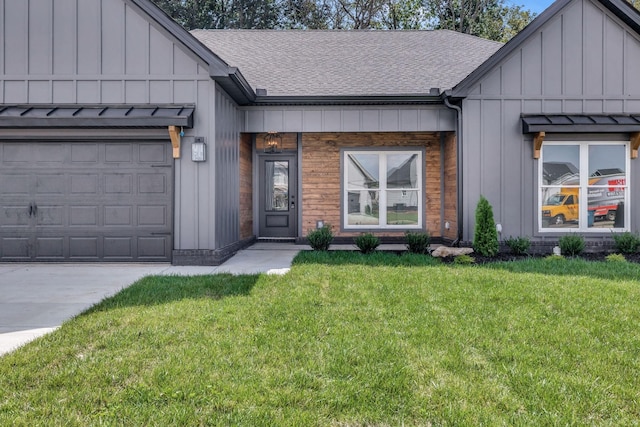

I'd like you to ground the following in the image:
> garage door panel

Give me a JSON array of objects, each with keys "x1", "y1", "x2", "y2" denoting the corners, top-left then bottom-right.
[
  {"x1": 35, "y1": 237, "x2": 65, "y2": 259},
  {"x1": 0, "y1": 140, "x2": 173, "y2": 262},
  {"x1": 36, "y1": 174, "x2": 65, "y2": 194},
  {"x1": 105, "y1": 174, "x2": 133, "y2": 194},
  {"x1": 70, "y1": 174, "x2": 98, "y2": 193},
  {"x1": 104, "y1": 206, "x2": 132, "y2": 226},
  {"x1": 69, "y1": 238, "x2": 99, "y2": 259},
  {"x1": 139, "y1": 143, "x2": 167, "y2": 163},
  {"x1": 138, "y1": 205, "x2": 167, "y2": 226},
  {"x1": 71, "y1": 144, "x2": 99, "y2": 163},
  {"x1": 69, "y1": 206, "x2": 98, "y2": 226},
  {"x1": 1, "y1": 238, "x2": 30, "y2": 259},
  {"x1": 0, "y1": 175, "x2": 30, "y2": 194},
  {"x1": 105, "y1": 144, "x2": 133, "y2": 163},
  {"x1": 104, "y1": 237, "x2": 133, "y2": 259},
  {"x1": 139, "y1": 174, "x2": 166, "y2": 193},
  {"x1": 138, "y1": 237, "x2": 169, "y2": 259},
  {"x1": 35, "y1": 205, "x2": 65, "y2": 226},
  {"x1": 0, "y1": 206, "x2": 31, "y2": 226}
]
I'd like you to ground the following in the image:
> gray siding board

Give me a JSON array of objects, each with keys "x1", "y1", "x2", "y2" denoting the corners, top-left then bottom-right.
[
  {"x1": 77, "y1": 0, "x2": 101, "y2": 75},
  {"x1": 4, "y1": 1, "x2": 27, "y2": 76},
  {"x1": 542, "y1": 16, "x2": 563, "y2": 95},
  {"x1": 102, "y1": 0, "x2": 125, "y2": 75},
  {"x1": 584, "y1": 2, "x2": 604, "y2": 95},
  {"x1": 244, "y1": 106, "x2": 456, "y2": 132},
  {"x1": 53, "y1": 0, "x2": 76, "y2": 75},
  {"x1": 605, "y1": 16, "x2": 625, "y2": 95},
  {"x1": 215, "y1": 86, "x2": 241, "y2": 249},
  {"x1": 125, "y1": 4, "x2": 150, "y2": 75},
  {"x1": 29, "y1": 0, "x2": 52, "y2": 75},
  {"x1": 563, "y1": 0, "x2": 583, "y2": 95},
  {"x1": 625, "y1": 34, "x2": 640, "y2": 94}
]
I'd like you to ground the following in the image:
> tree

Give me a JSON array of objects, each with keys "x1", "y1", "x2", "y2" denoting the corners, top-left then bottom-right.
[
  {"x1": 473, "y1": 195, "x2": 499, "y2": 257},
  {"x1": 428, "y1": 0, "x2": 536, "y2": 42}
]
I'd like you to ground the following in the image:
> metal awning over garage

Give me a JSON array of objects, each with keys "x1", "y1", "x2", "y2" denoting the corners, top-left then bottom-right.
[
  {"x1": 0, "y1": 105, "x2": 194, "y2": 128},
  {"x1": 522, "y1": 114, "x2": 640, "y2": 133}
]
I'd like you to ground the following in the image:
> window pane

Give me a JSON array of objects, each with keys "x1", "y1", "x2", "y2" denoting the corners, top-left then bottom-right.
[
  {"x1": 386, "y1": 190, "x2": 419, "y2": 225},
  {"x1": 387, "y1": 154, "x2": 419, "y2": 189},
  {"x1": 589, "y1": 145, "x2": 625, "y2": 176},
  {"x1": 541, "y1": 187, "x2": 579, "y2": 228},
  {"x1": 347, "y1": 154, "x2": 379, "y2": 189},
  {"x1": 265, "y1": 161, "x2": 288, "y2": 212},
  {"x1": 347, "y1": 190, "x2": 379, "y2": 225},
  {"x1": 542, "y1": 145, "x2": 579, "y2": 185},
  {"x1": 588, "y1": 145, "x2": 625, "y2": 228}
]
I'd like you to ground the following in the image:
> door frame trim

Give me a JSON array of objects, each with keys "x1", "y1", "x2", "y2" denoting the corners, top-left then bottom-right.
[{"x1": 252, "y1": 133, "x2": 301, "y2": 239}]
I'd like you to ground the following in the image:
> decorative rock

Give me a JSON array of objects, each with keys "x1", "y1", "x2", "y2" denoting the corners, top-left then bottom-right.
[{"x1": 431, "y1": 246, "x2": 474, "y2": 258}]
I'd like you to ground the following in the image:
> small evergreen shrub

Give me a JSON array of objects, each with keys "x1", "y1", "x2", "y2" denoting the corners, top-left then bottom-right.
[
  {"x1": 405, "y1": 231, "x2": 431, "y2": 254},
  {"x1": 504, "y1": 236, "x2": 531, "y2": 255},
  {"x1": 354, "y1": 233, "x2": 380, "y2": 254},
  {"x1": 612, "y1": 232, "x2": 640, "y2": 254},
  {"x1": 558, "y1": 234, "x2": 585, "y2": 256},
  {"x1": 306, "y1": 225, "x2": 333, "y2": 251},
  {"x1": 473, "y1": 196, "x2": 499, "y2": 257},
  {"x1": 606, "y1": 253, "x2": 627, "y2": 263},
  {"x1": 453, "y1": 254, "x2": 475, "y2": 265}
]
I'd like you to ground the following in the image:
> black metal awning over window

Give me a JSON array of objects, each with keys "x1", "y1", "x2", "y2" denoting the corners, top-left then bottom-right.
[
  {"x1": 0, "y1": 105, "x2": 194, "y2": 128},
  {"x1": 522, "y1": 114, "x2": 640, "y2": 133}
]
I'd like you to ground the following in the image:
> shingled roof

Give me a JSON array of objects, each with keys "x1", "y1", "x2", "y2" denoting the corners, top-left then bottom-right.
[{"x1": 191, "y1": 30, "x2": 502, "y2": 98}]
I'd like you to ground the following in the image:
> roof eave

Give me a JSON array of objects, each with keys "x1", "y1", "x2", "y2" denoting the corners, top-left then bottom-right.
[{"x1": 249, "y1": 94, "x2": 445, "y2": 106}]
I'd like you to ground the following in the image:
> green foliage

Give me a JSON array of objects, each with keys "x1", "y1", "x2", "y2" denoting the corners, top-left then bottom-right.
[
  {"x1": 354, "y1": 233, "x2": 380, "y2": 254},
  {"x1": 306, "y1": 225, "x2": 334, "y2": 251},
  {"x1": 606, "y1": 253, "x2": 627, "y2": 263},
  {"x1": 429, "y1": 0, "x2": 536, "y2": 41},
  {"x1": 453, "y1": 254, "x2": 475, "y2": 264},
  {"x1": 151, "y1": 0, "x2": 534, "y2": 40},
  {"x1": 473, "y1": 196, "x2": 499, "y2": 257},
  {"x1": 545, "y1": 254, "x2": 565, "y2": 261},
  {"x1": 612, "y1": 232, "x2": 640, "y2": 254},
  {"x1": 558, "y1": 234, "x2": 585, "y2": 256},
  {"x1": 404, "y1": 231, "x2": 431, "y2": 254},
  {"x1": 504, "y1": 236, "x2": 530, "y2": 255}
]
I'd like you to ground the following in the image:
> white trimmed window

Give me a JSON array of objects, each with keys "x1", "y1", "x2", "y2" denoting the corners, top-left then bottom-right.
[
  {"x1": 539, "y1": 141, "x2": 629, "y2": 232},
  {"x1": 343, "y1": 150, "x2": 423, "y2": 230}
]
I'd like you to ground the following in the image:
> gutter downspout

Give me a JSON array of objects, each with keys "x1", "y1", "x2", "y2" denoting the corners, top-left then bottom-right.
[{"x1": 443, "y1": 95, "x2": 463, "y2": 247}]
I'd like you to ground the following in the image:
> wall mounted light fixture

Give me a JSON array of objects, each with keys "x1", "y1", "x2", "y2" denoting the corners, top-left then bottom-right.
[{"x1": 263, "y1": 131, "x2": 282, "y2": 153}]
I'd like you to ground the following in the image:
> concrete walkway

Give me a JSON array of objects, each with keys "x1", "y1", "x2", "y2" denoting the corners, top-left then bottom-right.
[{"x1": 0, "y1": 243, "x2": 301, "y2": 356}]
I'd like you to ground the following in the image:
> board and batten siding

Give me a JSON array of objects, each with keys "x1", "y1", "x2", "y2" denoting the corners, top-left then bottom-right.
[
  {"x1": 214, "y1": 86, "x2": 245, "y2": 249},
  {"x1": 0, "y1": 0, "x2": 231, "y2": 254},
  {"x1": 461, "y1": 0, "x2": 640, "y2": 242},
  {"x1": 242, "y1": 106, "x2": 456, "y2": 133},
  {"x1": 301, "y1": 132, "x2": 446, "y2": 238}
]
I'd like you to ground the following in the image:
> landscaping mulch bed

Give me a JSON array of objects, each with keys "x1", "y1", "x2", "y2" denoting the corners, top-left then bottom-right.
[{"x1": 454, "y1": 252, "x2": 640, "y2": 264}]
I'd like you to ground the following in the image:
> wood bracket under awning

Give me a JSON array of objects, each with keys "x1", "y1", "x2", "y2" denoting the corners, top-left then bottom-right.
[
  {"x1": 532, "y1": 131, "x2": 545, "y2": 159},
  {"x1": 631, "y1": 132, "x2": 640, "y2": 159},
  {"x1": 168, "y1": 126, "x2": 181, "y2": 159}
]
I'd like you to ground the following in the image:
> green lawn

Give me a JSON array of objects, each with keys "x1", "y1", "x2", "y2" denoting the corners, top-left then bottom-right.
[{"x1": 1, "y1": 253, "x2": 639, "y2": 425}]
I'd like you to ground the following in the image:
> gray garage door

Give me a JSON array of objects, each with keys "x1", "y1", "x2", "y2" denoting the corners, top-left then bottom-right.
[{"x1": 0, "y1": 141, "x2": 173, "y2": 262}]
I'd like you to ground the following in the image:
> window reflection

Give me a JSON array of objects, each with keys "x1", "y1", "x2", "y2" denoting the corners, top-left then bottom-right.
[{"x1": 265, "y1": 161, "x2": 288, "y2": 212}]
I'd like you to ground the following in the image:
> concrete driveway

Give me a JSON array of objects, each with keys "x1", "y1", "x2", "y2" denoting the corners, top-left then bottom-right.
[{"x1": 0, "y1": 243, "x2": 301, "y2": 356}]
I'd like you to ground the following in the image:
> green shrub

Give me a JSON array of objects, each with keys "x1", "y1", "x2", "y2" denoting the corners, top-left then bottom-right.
[
  {"x1": 612, "y1": 232, "x2": 640, "y2": 254},
  {"x1": 405, "y1": 231, "x2": 431, "y2": 254},
  {"x1": 453, "y1": 254, "x2": 475, "y2": 264},
  {"x1": 558, "y1": 234, "x2": 585, "y2": 256},
  {"x1": 606, "y1": 253, "x2": 627, "y2": 263},
  {"x1": 354, "y1": 233, "x2": 380, "y2": 254},
  {"x1": 306, "y1": 225, "x2": 333, "y2": 251},
  {"x1": 473, "y1": 196, "x2": 499, "y2": 257},
  {"x1": 504, "y1": 236, "x2": 531, "y2": 255}
]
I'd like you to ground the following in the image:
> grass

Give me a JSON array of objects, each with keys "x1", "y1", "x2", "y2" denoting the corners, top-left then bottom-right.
[{"x1": 1, "y1": 252, "x2": 640, "y2": 425}]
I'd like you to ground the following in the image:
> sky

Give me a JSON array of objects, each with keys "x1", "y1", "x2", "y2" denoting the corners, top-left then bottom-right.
[{"x1": 510, "y1": 0, "x2": 556, "y2": 14}]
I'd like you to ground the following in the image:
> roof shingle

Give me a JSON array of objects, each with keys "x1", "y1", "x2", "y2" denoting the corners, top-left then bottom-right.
[{"x1": 191, "y1": 30, "x2": 502, "y2": 97}]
